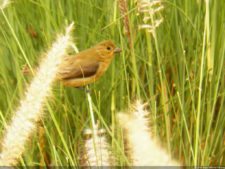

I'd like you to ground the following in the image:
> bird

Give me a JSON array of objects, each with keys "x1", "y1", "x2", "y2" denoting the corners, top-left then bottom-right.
[{"x1": 57, "y1": 40, "x2": 121, "y2": 87}]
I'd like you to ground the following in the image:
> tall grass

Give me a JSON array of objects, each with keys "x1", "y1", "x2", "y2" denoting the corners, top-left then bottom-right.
[
  {"x1": 0, "y1": 0, "x2": 224, "y2": 166},
  {"x1": 0, "y1": 22, "x2": 73, "y2": 166}
]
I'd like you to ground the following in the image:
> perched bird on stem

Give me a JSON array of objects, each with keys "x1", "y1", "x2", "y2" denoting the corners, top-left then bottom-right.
[{"x1": 57, "y1": 40, "x2": 121, "y2": 87}]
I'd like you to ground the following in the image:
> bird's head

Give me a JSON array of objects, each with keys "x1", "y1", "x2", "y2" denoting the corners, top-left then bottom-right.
[{"x1": 94, "y1": 40, "x2": 121, "y2": 61}]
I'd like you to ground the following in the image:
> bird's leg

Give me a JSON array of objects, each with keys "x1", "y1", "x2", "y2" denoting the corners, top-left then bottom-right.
[
  {"x1": 85, "y1": 85, "x2": 91, "y2": 93},
  {"x1": 75, "y1": 86, "x2": 91, "y2": 93}
]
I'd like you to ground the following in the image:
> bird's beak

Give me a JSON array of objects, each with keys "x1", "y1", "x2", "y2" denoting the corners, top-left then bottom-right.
[{"x1": 114, "y1": 47, "x2": 122, "y2": 54}]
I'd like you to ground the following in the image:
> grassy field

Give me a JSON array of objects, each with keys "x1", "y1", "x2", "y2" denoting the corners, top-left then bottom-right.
[{"x1": 0, "y1": 0, "x2": 224, "y2": 166}]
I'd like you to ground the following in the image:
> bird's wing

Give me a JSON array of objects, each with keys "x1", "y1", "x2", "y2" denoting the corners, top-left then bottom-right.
[{"x1": 57, "y1": 56, "x2": 99, "y2": 80}]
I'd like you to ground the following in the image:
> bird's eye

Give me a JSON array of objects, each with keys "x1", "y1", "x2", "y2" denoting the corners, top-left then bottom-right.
[{"x1": 107, "y1": 46, "x2": 111, "y2": 50}]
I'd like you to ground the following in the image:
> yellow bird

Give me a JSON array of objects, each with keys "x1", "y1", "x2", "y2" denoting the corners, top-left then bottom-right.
[{"x1": 57, "y1": 40, "x2": 121, "y2": 87}]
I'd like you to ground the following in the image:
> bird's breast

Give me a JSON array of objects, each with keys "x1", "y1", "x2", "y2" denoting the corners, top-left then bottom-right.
[{"x1": 95, "y1": 61, "x2": 111, "y2": 78}]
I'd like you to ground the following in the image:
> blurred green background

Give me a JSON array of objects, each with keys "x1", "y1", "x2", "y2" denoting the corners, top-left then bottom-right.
[{"x1": 0, "y1": 0, "x2": 224, "y2": 166}]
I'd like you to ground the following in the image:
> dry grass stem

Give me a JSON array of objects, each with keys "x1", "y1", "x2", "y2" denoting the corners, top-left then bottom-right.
[
  {"x1": 137, "y1": 0, "x2": 164, "y2": 33},
  {"x1": 80, "y1": 124, "x2": 114, "y2": 166},
  {"x1": 118, "y1": 0, "x2": 133, "y2": 48},
  {"x1": 117, "y1": 100, "x2": 180, "y2": 166},
  {"x1": 0, "y1": 0, "x2": 10, "y2": 10},
  {"x1": 0, "y1": 23, "x2": 74, "y2": 166}
]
